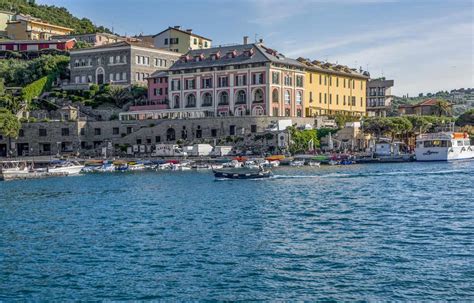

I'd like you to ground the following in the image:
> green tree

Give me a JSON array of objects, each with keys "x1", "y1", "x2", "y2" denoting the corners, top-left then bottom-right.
[
  {"x1": 0, "y1": 108, "x2": 21, "y2": 157},
  {"x1": 288, "y1": 126, "x2": 319, "y2": 155},
  {"x1": 433, "y1": 100, "x2": 452, "y2": 117},
  {"x1": 105, "y1": 86, "x2": 132, "y2": 107},
  {"x1": 455, "y1": 109, "x2": 474, "y2": 127}
]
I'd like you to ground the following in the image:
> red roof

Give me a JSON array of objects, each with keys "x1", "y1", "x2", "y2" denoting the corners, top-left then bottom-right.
[{"x1": 418, "y1": 98, "x2": 440, "y2": 106}]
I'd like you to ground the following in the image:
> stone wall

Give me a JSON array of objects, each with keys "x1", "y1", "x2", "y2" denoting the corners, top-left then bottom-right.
[{"x1": 0, "y1": 116, "x2": 315, "y2": 157}]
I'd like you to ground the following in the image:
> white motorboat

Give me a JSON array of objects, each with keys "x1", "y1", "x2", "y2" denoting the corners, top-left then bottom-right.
[
  {"x1": 308, "y1": 161, "x2": 321, "y2": 167},
  {"x1": 47, "y1": 160, "x2": 84, "y2": 175},
  {"x1": 290, "y1": 160, "x2": 305, "y2": 167},
  {"x1": 415, "y1": 132, "x2": 474, "y2": 161},
  {"x1": 243, "y1": 160, "x2": 259, "y2": 169}
]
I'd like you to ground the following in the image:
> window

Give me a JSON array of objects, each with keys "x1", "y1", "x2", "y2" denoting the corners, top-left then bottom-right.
[
  {"x1": 202, "y1": 92, "x2": 212, "y2": 106},
  {"x1": 236, "y1": 90, "x2": 246, "y2": 104},
  {"x1": 204, "y1": 41, "x2": 208, "y2": 47},
  {"x1": 360, "y1": 97, "x2": 363, "y2": 107},
  {"x1": 296, "y1": 75, "x2": 304, "y2": 87},
  {"x1": 252, "y1": 73, "x2": 264, "y2": 85},
  {"x1": 329, "y1": 94, "x2": 332, "y2": 104},
  {"x1": 116, "y1": 73, "x2": 120, "y2": 81},
  {"x1": 122, "y1": 72, "x2": 127, "y2": 80},
  {"x1": 319, "y1": 92, "x2": 322, "y2": 103},
  {"x1": 272, "y1": 72, "x2": 280, "y2": 84},
  {"x1": 336, "y1": 77, "x2": 339, "y2": 87},
  {"x1": 19, "y1": 129, "x2": 24, "y2": 137},
  {"x1": 229, "y1": 125, "x2": 236, "y2": 136},
  {"x1": 186, "y1": 94, "x2": 196, "y2": 107},
  {"x1": 352, "y1": 96, "x2": 356, "y2": 106},
  {"x1": 296, "y1": 91, "x2": 302, "y2": 105},
  {"x1": 251, "y1": 125, "x2": 257, "y2": 133},
  {"x1": 235, "y1": 74, "x2": 247, "y2": 86},
  {"x1": 193, "y1": 38, "x2": 197, "y2": 45},
  {"x1": 110, "y1": 73, "x2": 114, "y2": 81},
  {"x1": 164, "y1": 38, "x2": 168, "y2": 45},
  {"x1": 319, "y1": 74, "x2": 322, "y2": 85},
  {"x1": 81, "y1": 75, "x2": 86, "y2": 83},
  {"x1": 272, "y1": 89, "x2": 279, "y2": 103},
  {"x1": 113, "y1": 127, "x2": 119, "y2": 135},
  {"x1": 218, "y1": 76, "x2": 228, "y2": 87},
  {"x1": 94, "y1": 128, "x2": 101, "y2": 136},
  {"x1": 185, "y1": 79, "x2": 195, "y2": 90},
  {"x1": 253, "y1": 89, "x2": 264, "y2": 103},
  {"x1": 284, "y1": 74, "x2": 292, "y2": 86},
  {"x1": 309, "y1": 73, "x2": 312, "y2": 84},
  {"x1": 155, "y1": 136, "x2": 161, "y2": 143},
  {"x1": 219, "y1": 91, "x2": 229, "y2": 105},
  {"x1": 61, "y1": 128, "x2": 69, "y2": 136},
  {"x1": 202, "y1": 77, "x2": 212, "y2": 89},
  {"x1": 324, "y1": 76, "x2": 327, "y2": 85},
  {"x1": 39, "y1": 129, "x2": 47, "y2": 136},
  {"x1": 343, "y1": 95, "x2": 346, "y2": 106},
  {"x1": 109, "y1": 56, "x2": 114, "y2": 64},
  {"x1": 336, "y1": 95, "x2": 339, "y2": 105},
  {"x1": 344, "y1": 78, "x2": 346, "y2": 88},
  {"x1": 171, "y1": 79, "x2": 181, "y2": 91},
  {"x1": 127, "y1": 127, "x2": 133, "y2": 134},
  {"x1": 80, "y1": 128, "x2": 85, "y2": 135},
  {"x1": 174, "y1": 95, "x2": 180, "y2": 108},
  {"x1": 284, "y1": 90, "x2": 291, "y2": 104},
  {"x1": 324, "y1": 93, "x2": 327, "y2": 104},
  {"x1": 329, "y1": 76, "x2": 332, "y2": 86},
  {"x1": 309, "y1": 91, "x2": 313, "y2": 102},
  {"x1": 211, "y1": 129, "x2": 217, "y2": 137}
]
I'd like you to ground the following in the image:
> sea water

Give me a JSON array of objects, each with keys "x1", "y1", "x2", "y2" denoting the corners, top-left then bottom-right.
[{"x1": 0, "y1": 161, "x2": 473, "y2": 300}]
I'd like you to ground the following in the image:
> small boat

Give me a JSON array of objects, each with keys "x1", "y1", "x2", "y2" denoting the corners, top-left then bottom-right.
[
  {"x1": 243, "y1": 160, "x2": 259, "y2": 169},
  {"x1": 308, "y1": 161, "x2": 321, "y2": 167},
  {"x1": 223, "y1": 160, "x2": 242, "y2": 168},
  {"x1": 128, "y1": 162, "x2": 146, "y2": 171},
  {"x1": 290, "y1": 160, "x2": 305, "y2": 167},
  {"x1": 213, "y1": 167, "x2": 272, "y2": 179},
  {"x1": 47, "y1": 160, "x2": 84, "y2": 175},
  {"x1": 328, "y1": 160, "x2": 339, "y2": 166}
]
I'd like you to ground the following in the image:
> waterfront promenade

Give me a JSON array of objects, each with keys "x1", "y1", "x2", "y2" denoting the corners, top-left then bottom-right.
[{"x1": 1, "y1": 161, "x2": 473, "y2": 300}]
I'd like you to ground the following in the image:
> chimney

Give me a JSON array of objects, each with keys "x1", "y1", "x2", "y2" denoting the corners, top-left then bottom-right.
[
  {"x1": 186, "y1": 29, "x2": 192, "y2": 33},
  {"x1": 174, "y1": 25, "x2": 181, "y2": 29},
  {"x1": 243, "y1": 36, "x2": 249, "y2": 45},
  {"x1": 259, "y1": 38, "x2": 264, "y2": 44}
]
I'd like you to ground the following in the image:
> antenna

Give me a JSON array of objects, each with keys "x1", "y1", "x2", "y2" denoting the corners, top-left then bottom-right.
[{"x1": 254, "y1": 33, "x2": 258, "y2": 43}]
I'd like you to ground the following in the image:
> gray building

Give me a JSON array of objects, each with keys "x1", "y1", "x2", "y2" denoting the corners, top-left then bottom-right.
[
  {"x1": 0, "y1": 115, "x2": 314, "y2": 157},
  {"x1": 366, "y1": 78, "x2": 394, "y2": 117},
  {"x1": 68, "y1": 41, "x2": 181, "y2": 88}
]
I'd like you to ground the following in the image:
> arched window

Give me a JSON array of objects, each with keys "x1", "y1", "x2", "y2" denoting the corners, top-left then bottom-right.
[
  {"x1": 218, "y1": 91, "x2": 229, "y2": 105},
  {"x1": 236, "y1": 90, "x2": 246, "y2": 104},
  {"x1": 173, "y1": 95, "x2": 180, "y2": 108},
  {"x1": 166, "y1": 128, "x2": 176, "y2": 141},
  {"x1": 297, "y1": 109, "x2": 302, "y2": 117},
  {"x1": 234, "y1": 107, "x2": 245, "y2": 116},
  {"x1": 296, "y1": 91, "x2": 302, "y2": 105},
  {"x1": 252, "y1": 106, "x2": 264, "y2": 116},
  {"x1": 186, "y1": 94, "x2": 196, "y2": 107},
  {"x1": 285, "y1": 108, "x2": 291, "y2": 116},
  {"x1": 96, "y1": 67, "x2": 105, "y2": 85},
  {"x1": 253, "y1": 89, "x2": 264, "y2": 103},
  {"x1": 284, "y1": 90, "x2": 291, "y2": 104},
  {"x1": 272, "y1": 89, "x2": 279, "y2": 103},
  {"x1": 202, "y1": 92, "x2": 212, "y2": 107}
]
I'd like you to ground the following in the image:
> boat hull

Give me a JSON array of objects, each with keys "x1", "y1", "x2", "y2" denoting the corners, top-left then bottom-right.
[
  {"x1": 213, "y1": 169, "x2": 271, "y2": 179},
  {"x1": 415, "y1": 147, "x2": 474, "y2": 161}
]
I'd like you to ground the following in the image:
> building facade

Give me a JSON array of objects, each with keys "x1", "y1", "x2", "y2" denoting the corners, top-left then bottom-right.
[
  {"x1": 366, "y1": 78, "x2": 394, "y2": 117},
  {"x1": 0, "y1": 38, "x2": 76, "y2": 52},
  {"x1": 0, "y1": 10, "x2": 15, "y2": 38},
  {"x1": 152, "y1": 26, "x2": 212, "y2": 53},
  {"x1": 299, "y1": 59, "x2": 369, "y2": 117},
  {"x1": 69, "y1": 41, "x2": 181, "y2": 87},
  {"x1": 52, "y1": 32, "x2": 125, "y2": 47},
  {"x1": 120, "y1": 41, "x2": 307, "y2": 120},
  {"x1": 398, "y1": 98, "x2": 453, "y2": 116},
  {"x1": 6, "y1": 16, "x2": 72, "y2": 40}
]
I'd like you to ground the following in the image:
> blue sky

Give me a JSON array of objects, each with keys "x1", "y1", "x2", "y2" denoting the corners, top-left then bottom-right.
[{"x1": 38, "y1": 0, "x2": 473, "y2": 96}]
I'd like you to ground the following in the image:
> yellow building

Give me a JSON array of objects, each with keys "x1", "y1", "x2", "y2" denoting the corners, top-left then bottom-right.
[
  {"x1": 6, "y1": 17, "x2": 72, "y2": 40},
  {"x1": 298, "y1": 58, "x2": 369, "y2": 117},
  {"x1": 0, "y1": 10, "x2": 15, "y2": 38},
  {"x1": 152, "y1": 26, "x2": 212, "y2": 54}
]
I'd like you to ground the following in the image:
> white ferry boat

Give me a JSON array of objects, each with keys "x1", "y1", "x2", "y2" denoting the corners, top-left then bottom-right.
[{"x1": 415, "y1": 132, "x2": 474, "y2": 161}]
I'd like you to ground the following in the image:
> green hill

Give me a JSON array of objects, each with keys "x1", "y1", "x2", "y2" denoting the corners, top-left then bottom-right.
[{"x1": 0, "y1": 0, "x2": 112, "y2": 34}]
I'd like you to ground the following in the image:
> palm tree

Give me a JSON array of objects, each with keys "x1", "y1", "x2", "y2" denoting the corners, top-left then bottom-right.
[
  {"x1": 434, "y1": 100, "x2": 451, "y2": 117},
  {"x1": 0, "y1": 108, "x2": 21, "y2": 157}
]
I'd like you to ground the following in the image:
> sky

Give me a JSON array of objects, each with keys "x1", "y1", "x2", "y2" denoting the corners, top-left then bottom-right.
[{"x1": 37, "y1": 0, "x2": 474, "y2": 96}]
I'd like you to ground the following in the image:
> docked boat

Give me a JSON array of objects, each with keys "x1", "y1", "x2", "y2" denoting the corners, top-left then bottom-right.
[
  {"x1": 47, "y1": 160, "x2": 84, "y2": 175},
  {"x1": 415, "y1": 132, "x2": 474, "y2": 161},
  {"x1": 213, "y1": 167, "x2": 272, "y2": 179},
  {"x1": 308, "y1": 161, "x2": 321, "y2": 167},
  {"x1": 290, "y1": 160, "x2": 305, "y2": 167}
]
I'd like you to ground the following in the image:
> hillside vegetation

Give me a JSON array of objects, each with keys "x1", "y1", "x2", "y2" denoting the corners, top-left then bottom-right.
[{"x1": 0, "y1": 0, "x2": 112, "y2": 34}]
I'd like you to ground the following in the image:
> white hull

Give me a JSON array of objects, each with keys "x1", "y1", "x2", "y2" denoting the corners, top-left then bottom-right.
[
  {"x1": 415, "y1": 147, "x2": 474, "y2": 161},
  {"x1": 48, "y1": 165, "x2": 84, "y2": 175}
]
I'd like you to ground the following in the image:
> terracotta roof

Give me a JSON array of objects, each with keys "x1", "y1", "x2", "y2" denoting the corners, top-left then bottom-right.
[
  {"x1": 70, "y1": 40, "x2": 181, "y2": 56},
  {"x1": 418, "y1": 98, "x2": 441, "y2": 106},
  {"x1": 152, "y1": 26, "x2": 212, "y2": 41},
  {"x1": 0, "y1": 38, "x2": 75, "y2": 44}
]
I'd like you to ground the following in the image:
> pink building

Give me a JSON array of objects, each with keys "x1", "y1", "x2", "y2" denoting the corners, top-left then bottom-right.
[{"x1": 129, "y1": 71, "x2": 169, "y2": 111}]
